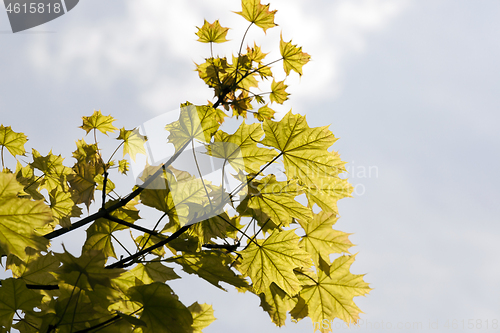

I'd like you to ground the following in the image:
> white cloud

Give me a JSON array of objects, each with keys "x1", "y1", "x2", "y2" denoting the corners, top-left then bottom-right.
[{"x1": 29, "y1": 0, "x2": 410, "y2": 114}]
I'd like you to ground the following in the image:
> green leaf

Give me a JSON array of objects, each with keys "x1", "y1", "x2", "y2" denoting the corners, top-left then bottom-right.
[
  {"x1": 298, "y1": 212, "x2": 353, "y2": 265},
  {"x1": 68, "y1": 162, "x2": 97, "y2": 208},
  {"x1": 255, "y1": 104, "x2": 276, "y2": 121},
  {"x1": 0, "y1": 278, "x2": 43, "y2": 331},
  {"x1": 304, "y1": 176, "x2": 352, "y2": 215},
  {"x1": 31, "y1": 149, "x2": 73, "y2": 192},
  {"x1": 9, "y1": 252, "x2": 59, "y2": 286},
  {"x1": 55, "y1": 247, "x2": 124, "y2": 290},
  {"x1": 237, "y1": 229, "x2": 312, "y2": 296},
  {"x1": 269, "y1": 80, "x2": 289, "y2": 104},
  {"x1": 196, "y1": 20, "x2": 229, "y2": 43},
  {"x1": 117, "y1": 127, "x2": 147, "y2": 162},
  {"x1": 118, "y1": 159, "x2": 129, "y2": 174},
  {"x1": 208, "y1": 122, "x2": 277, "y2": 174},
  {"x1": 0, "y1": 125, "x2": 27, "y2": 157},
  {"x1": 165, "y1": 104, "x2": 220, "y2": 152},
  {"x1": 188, "y1": 302, "x2": 216, "y2": 333},
  {"x1": 166, "y1": 251, "x2": 248, "y2": 291},
  {"x1": 0, "y1": 173, "x2": 51, "y2": 260},
  {"x1": 259, "y1": 283, "x2": 296, "y2": 327},
  {"x1": 49, "y1": 189, "x2": 82, "y2": 228},
  {"x1": 236, "y1": 0, "x2": 277, "y2": 32},
  {"x1": 292, "y1": 255, "x2": 371, "y2": 328},
  {"x1": 261, "y1": 111, "x2": 346, "y2": 186},
  {"x1": 83, "y1": 200, "x2": 140, "y2": 258},
  {"x1": 246, "y1": 174, "x2": 312, "y2": 227},
  {"x1": 280, "y1": 35, "x2": 311, "y2": 76},
  {"x1": 129, "y1": 282, "x2": 193, "y2": 333},
  {"x1": 80, "y1": 110, "x2": 117, "y2": 135}
]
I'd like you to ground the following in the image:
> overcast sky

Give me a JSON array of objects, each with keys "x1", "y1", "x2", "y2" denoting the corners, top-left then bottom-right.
[{"x1": 1, "y1": 0, "x2": 500, "y2": 332}]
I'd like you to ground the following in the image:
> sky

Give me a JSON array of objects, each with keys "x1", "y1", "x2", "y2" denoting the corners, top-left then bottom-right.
[{"x1": 1, "y1": 0, "x2": 500, "y2": 332}]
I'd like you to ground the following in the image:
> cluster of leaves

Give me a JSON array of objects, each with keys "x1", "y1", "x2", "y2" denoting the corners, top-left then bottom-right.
[{"x1": 0, "y1": 0, "x2": 370, "y2": 332}]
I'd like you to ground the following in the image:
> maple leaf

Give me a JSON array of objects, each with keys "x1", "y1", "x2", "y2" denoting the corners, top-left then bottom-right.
[
  {"x1": 247, "y1": 42, "x2": 268, "y2": 64},
  {"x1": 298, "y1": 211, "x2": 353, "y2": 265},
  {"x1": 9, "y1": 252, "x2": 60, "y2": 286},
  {"x1": 236, "y1": 0, "x2": 277, "y2": 33},
  {"x1": 0, "y1": 125, "x2": 27, "y2": 157},
  {"x1": 117, "y1": 127, "x2": 147, "y2": 162},
  {"x1": 165, "y1": 104, "x2": 220, "y2": 152},
  {"x1": 0, "y1": 173, "x2": 52, "y2": 260},
  {"x1": 49, "y1": 189, "x2": 82, "y2": 228},
  {"x1": 55, "y1": 247, "x2": 124, "y2": 290},
  {"x1": 292, "y1": 255, "x2": 371, "y2": 329},
  {"x1": 118, "y1": 159, "x2": 129, "y2": 174},
  {"x1": 167, "y1": 251, "x2": 248, "y2": 291},
  {"x1": 129, "y1": 282, "x2": 193, "y2": 333},
  {"x1": 237, "y1": 229, "x2": 312, "y2": 296},
  {"x1": 269, "y1": 79, "x2": 289, "y2": 104},
  {"x1": 196, "y1": 19, "x2": 230, "y2": 43},
  {"x1": 245, "y1": 174, "x2": 312, "y2": 227},
  {"x1": 83, "y1": 200, "x2": 139, "y2": 258},
  {"x1": 261, "y1": 111, "x2": 346, "y2": 186},
  {"x1": 80, "y1": 110, "x2": 117, "y2": 135},
  {"x1": 0, "y1": 278, "x2": 43, "y2": 331},
  {"x1": 280, "y1": 35, "x2": 311, "y2": 76},
  {"x1": 68, "y1": 162, "x2": 97, "y2": 208},
  {"x1": 259, "y1": 282, "x2": 296, "y2": 327},
  {"x1": 189, "y1": 302, "x2": 216, "y2": 333},
  {"x1": 304, "y1": 175, "x2": 352, "y2": 215},
  {"x1": 208, "y1": 122, "x2": 277, "y2": 174},
  {"x1": 255, "y1": 104, "x2": 276, "y2": 121},
  {"x1": 31, "y1": 149, "x2": 73, "y2": 192}
]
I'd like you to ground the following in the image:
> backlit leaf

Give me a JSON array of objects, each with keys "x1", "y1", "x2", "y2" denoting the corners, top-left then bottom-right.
[
  {"x1": 0, "y1": 125, "x2": 27, "y2": 157},
  {"x1": 0, "y1": 173, "x2": 51, "y2": 260},
  {"x1": 189, "y1": 302, "x2": 216, "y2": 333},
  {"x1": 298, "y1": 211, "x2": 353, "y2": 265},
  {"x1": 117, "y1": 127, "x2": 147, "y2": 162},
  {"x1": 292, "y1": 255, "x2": 371, "y2": 329},
  {"x1": 236, "y1": 0, "x2": 277, "y2": 32},
  {"x1": 0, "y1": 278, "x2": 43, "y2": 331},
  {"x1": 80, "y1": 110, "x2": 117, "y2": 135},
  {"x1": 129, "y1": 282, "x2": 193, "y2": 333},
  {"x1": 269, "y1": 80, "x2": 289, "y2": 104},
  {"x1": 196, "y1": 20, "x2": 229, "y2": 43},
  {"x1": 280, "y1": 35, "x2": 311, "y2": 76},
  {"x1": 237, "y1": 229, "x2": 311, "y2": 296}
]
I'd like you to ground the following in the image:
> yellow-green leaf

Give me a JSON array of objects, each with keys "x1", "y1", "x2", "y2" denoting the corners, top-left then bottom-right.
[
  {"x1": 196, "y1": 19, "x2": 229, "y2": 43},
  {"x1": 261, "y1": 111, "x2": 346, "y2": 186},
  {"x1": 165, "y1": 104, "x2": 219, "y2": 152},
  {"x1": 291, "y1": 255, "x2": 371, "y2": 329},
  {"x1": 129, "y1": 283, "x2": 193, "y2": 333},
  {"x1": 255, "y1": 104, "x2": 276, "y2": 121},
  {"x1": 0, "y1": 173, "x2": 52, "y2": 260},
  {"x1": 237, "y1": 229, "x2": 312, "y2": 296},
  {"x1": 167, "y1": 252, "x2": 248, "y2": 291},
  {"x1": 49, "y1": 189, "x2": 82, "y2": 228},
  {"x1": 189, "y1": 302, "x2": 216, "y2": 333},
  {"x1": 280, "y1": 35, "x2": 311, "y2": 76},
  {"x1": 80, "y1": 110, "x2": 117, "y2": 135},
  {"x1": 0, "y1": 125, "x2": 27, "y2": 157},
  {"x1": 236, "y1": 0, "x2": 277, "y2": 33},
  {"x1": 208, "y1": 122, "x2": 277, "y2": 174},
  {"x1": 269, "y1": 80, "x2": 289, "y2": 104},
  {"x1": 117, "y1": 127, "x2": 147, "y2": 162},
  {"x1": 304, "y1": 176, "x2": 352, "y2": 215},
  {"x1": 298, "y1": 211, "x2": 353, "y2": 265},
  {"x1": 0, "y1": 278, "x2": 43, "y2": 331},
  {"x1": 259, "y1": 283, "x2": 296, "y2": 327},
  {"x1": 118, "y1": 159, "x2": 129, "y2": 174},
  {"x1": 246, "y1": 175, "x2": 312, "y2": 227}
]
